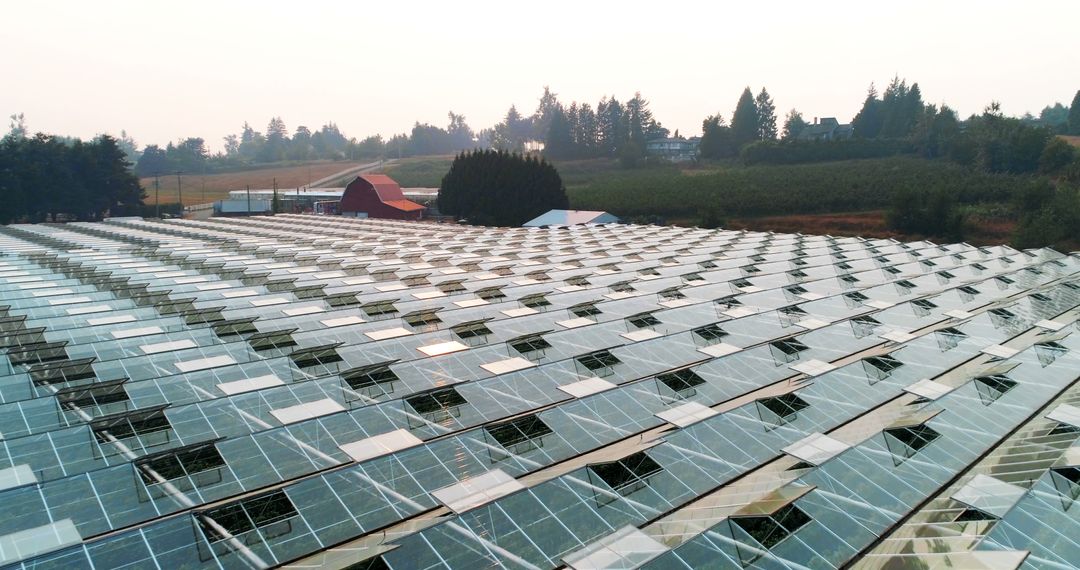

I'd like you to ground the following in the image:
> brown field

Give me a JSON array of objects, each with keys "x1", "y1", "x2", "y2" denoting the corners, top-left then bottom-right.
[
  {"x1": 1060, "y1": 135, "x2": 1080, "y2": 148},
  {"x1": 726, "y1": 210, "x2": 1016, "y2": 246},
  {"x1": 139, "y1": 161, "x2": 366, "y2": 206}
]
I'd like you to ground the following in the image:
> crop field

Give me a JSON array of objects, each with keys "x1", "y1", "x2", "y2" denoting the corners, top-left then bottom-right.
[{"x1": 138, "y1": 161, "x2": 366, "y2": 206}]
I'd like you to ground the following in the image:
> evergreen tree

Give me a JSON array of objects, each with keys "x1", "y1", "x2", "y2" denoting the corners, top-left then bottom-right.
[
  {"x1": 544, "y1": 105, "x2": 574, "y2": 159},
  {"x1": 781, "y1": 109, "x2": 808, "y2": 141},
  {"x1": 755, "y1": 88, "x2": 778, "y2": 141},
  {"x1": 852, "y1": 84, "x2": 883, "y2": 138},
  {"x1": 438, "y1": 149, "x2": 568, "y2": 226},
  {"x1": 731, "y1": 88, "x2": 760, "y2": 149},
  {"x1": 699, "y1": 114, "x2": 735, "y2": 159},
  {"x1": 1069, "y1": 90, "x2": 1080, "y2": 135}
]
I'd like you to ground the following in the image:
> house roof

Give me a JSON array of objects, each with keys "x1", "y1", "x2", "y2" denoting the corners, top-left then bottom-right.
[
  {"x1": 382, "y1": 199, "x2": 426, "y2": 212},
  {"x1": 523, "y1": 209, "x2": 620, "y2": 227},
  {"x1": 356, "y1": 174, "x2": 406, "y2": 202}
]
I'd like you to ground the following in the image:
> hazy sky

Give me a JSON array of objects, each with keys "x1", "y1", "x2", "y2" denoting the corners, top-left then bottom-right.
[{"x1": 3, "y1": 0, "x2": 1078, "y2": 152}]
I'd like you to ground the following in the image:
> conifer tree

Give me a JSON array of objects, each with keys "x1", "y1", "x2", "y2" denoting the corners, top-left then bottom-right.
[
  {"x1": 731, "y1": 88, "x2": 760, "y2": 149},
  {"x1": 755, "y1": 88, "x2": 778, "y2": 141}
]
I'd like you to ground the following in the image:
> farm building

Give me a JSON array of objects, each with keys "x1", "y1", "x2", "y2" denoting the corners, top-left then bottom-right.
[
  {"x1": 340, "y1": 174, "x2": 426, "y2": 220},
  {"x1": 0, "y1": 215, "x2": 1078, "y2": 569}
]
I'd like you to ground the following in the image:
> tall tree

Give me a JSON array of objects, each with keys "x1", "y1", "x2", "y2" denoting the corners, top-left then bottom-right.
[
  {"x1": 852, "y1": 84, "x2": 883, "y2": 138},
  {"x1": 781, "y1": 109, "x2": 808, "y2": 141},
  {"x1": 532, "y1": 87, "x2": 560, "y2": 142},
  {"x1": 699, "y1": 114, "x2": 735, "y2": 159},
  {"x1": 731, "y1": 88, "x2": 760, "y2": 149},
  {"x1": 1069, "y1": 90, "x2": 1080, "y2": 135},
  {"x1": 438, "y1": 149, "x2": 568, "y2": 226},
  {"x1": 755, "y1": 88, "x2": 778, "y2": 141},
  {"x1": 544, "y1": 105, "x2": 574, "y2": 159}
]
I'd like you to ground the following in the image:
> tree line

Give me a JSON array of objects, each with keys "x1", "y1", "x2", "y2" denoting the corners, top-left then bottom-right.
[{"x1": 0, "y1": 128, "x2": 144, "y2": 223}]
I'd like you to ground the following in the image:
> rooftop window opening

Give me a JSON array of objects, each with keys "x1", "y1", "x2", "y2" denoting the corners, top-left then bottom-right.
[
  {"x1": 289, "y1": 343, "x2": 344, "y2": 371},
  {"x1": 638, "y1": 267, "x2": 660, "y2": 277},
  {"x1": 1035, "y1": 341, "x2": 1068, "y2": 367},
  {"x1": 136, "y1": 441, "x2": 226, "y2": 498},
  {"x1": 587, "y1": 451, "x2": 664, "y2": 505},
  {"x1": 837, "y1": 261, "x2": 853, "y2": 270},
  {"x1": 884, "y1": 423, "x2": 941, "y2": 466},
  {"x1": 627, "y1": 312, "x2": 661, "y2": 330},
  {"x1": 247, "y1": 329, "x2": 299, "y2": 352},
  {"x1": 92, "y1": 406, "x2": 172, "y2": 457},
  {"x1": 520, "y1": 293, "x2": 552, "y2": 311},
  {"x1": 484, "y1": 414, "x2": 553, "y2": 461},
  {"x1": 29, "y1": 357, "x2": 97, "y2": 389},
  {"x1": 1049, "y1": 467, "x2": 1080, "y2": 506},
  {"x1": 341, "y1": 362, "x2": 400, "y2": 401},
  {"x1": 756, "y1": 393, "x2": 810, "y2": 429},
  {"x1": 509, "y1": 334, "x2": 552, "y2": 361},
  {"x1": 525, "y1": 269, "x2": 551, "y2": 282},
  {"x1": 692, "y1": 323, "x2": 729, "y2": 347},
  {"x1": 1063, "y1": 282, "x2": 1080, "y2": 291},
  {"x1": 958, "y1": 286, "x2": 981, "y2": 300},
  {"x1": 655, "y1": 368, "x2": 707, "y2": 400},
  {"x1": 750, "y1": 254, "x2": 766, "y2": 263},
  {"x1": 405, "y1": 387, "x2": 468, "y2": 427},
  {"x1": 57, "y1": 378, "x2": 131, "y2": 418},
  {"x1": 971, "y1": 262, "x2": 988, "y2": 271},
  {"x1": 197, "y1": 490, "x2": 299, "y2": 548},
  {"x1": 788, "y1": 269, "x2": 808, "y2": 280},
  {"x1": 862, "y1": 355, "x2": 903, "y2": 383},
  {"x1": 778, "y1": 305, "x2": 808, "y2": 327},
  {"x1": 884, "y1": 266, "x2": 902, "y2": 275},
  {"x1": 294, "y1": 284, "x2": 328, "y2": 300},
  {"x1": 785, "y1": 285, "x2": 808, "y2": 297},
  {"x1": 895, "y1": 280, "x2": 917, "y2": 295},
  {"x1": 1030, "y1": 292, "x2": 1053, "y2": 303},
  {"x1": 937, "y1": 271, "x2": 956, "y2": 280},
  {"x1": 682, "y1": 272, "x2": 705, "y2": 283},
  {"x1": 212, "y1": 318, "x2": 259, "y2": 338},
  {"x1": 1026, "y1": 267, "x2": 1043, "y2": 275},
  {"x1": 715, "y1": 295, "x2": 743, "y2": 309},
  {"x1": 402, "y1": 309, "x2": 443, "y2": 332},
  {"x1": 325, "y1": 292, "x2": 362, "y2": 308},
  {"x1": 921, "y1": 259, "x2": 938, "y2": 267},
  {"x1": 576, "y1": 349, "x2": 622, "y2": 378},
  {"x1": 610, "y1": 280, "x2": 635, "y2": 294},
  {"x1": 437, "y1": 280, "x2": 467, "y2": 295},
  {"x1": 911, "y1": 298, "x2": 938, "y2": 317},
  {"x1": 843, "y1": 291, "x2": 869, "y2": 309},
  {"x1": 769, "y1": 338, "x2": 810, "y2": 364},
  {"x1": 935, "y1": 327, "x2": 968, "y2": 352},
  {"x1": 699, "y1": 260, "x2": 718, "y2": 269},
  {"x1": 729, "y1": 503, "x2": 813, "y2": 567},
  {"x1": 952, "y1": 507, "x2": 997, "y2": 523},
  {"x1": 7, "y1": 341, "x2": 69, "y2": 366},
  {"x1": 850, "y1": 315, "x2": 883, "y2": 338},
  {"x1": 742, "y1": 265, "x2": 761, "y2": 275},
  {"x1": 974, "y1": 375, "x2": 1017, "y2": 406},
  {"x1": 451, "y1": 319, "x2": 494, "y2": 346},
  {"x1": 362, "y1": 299, "x2": 399, "y2": 320},
  {"x1": 565, "y1": 275, "x2": 590, "y2": 287},
  {"x1": 570, "y1": 302, "x2": 603, "y2": 319},
  {"x1": 839, "y1": 274, "x2": 860, "y2": 285},
  {"x1": 658, "y1": 287, "x2": 687, "y2": 301},
  {"x1": 475, "y1": 286, "x2": 506, "y2": 301},
  {"x1": 792, "y1": 258, "x2": 809, "y2": 267}
]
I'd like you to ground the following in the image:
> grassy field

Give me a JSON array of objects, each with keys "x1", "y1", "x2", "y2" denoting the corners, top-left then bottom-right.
[{"x1": 139, "y1": 161, "x2": 366, "y2": 206}]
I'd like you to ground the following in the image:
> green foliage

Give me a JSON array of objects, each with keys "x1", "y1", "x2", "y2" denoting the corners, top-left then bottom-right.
[
  {"x1": 0, "y1": 134, "x2": 144, "y2": 223},
  {"x1": 731, "y1": 88, "x2": 760, "y2": 149},
  {"x1": 569, "y1": 157, "x2": 1023, "y2": 220},
  {"x1": 699, "y1": 115, "x2": 735, "y2": 159},
  {"x1": 781, "y1": 110, "x2": 808, "y2": 142},
  {"x1": 755, "y1": 88, "x2": 778, "y2": 141},
  {"x1": 885, "y1": 185, "x2": 964, "y2": 240},
  {"x1": 1012, "y1": 184, "x2": 1080, "y2": 249},
  {"x1": 383, "y1": 158, "x2": 455, "y2": 187},
  {"x1": 1069, "y1": 90, "x2": 1080, "y2": 135},
  {"x1": 1039, "y1": 137, "x2": 1076, "y2": 174},
  {"x1": 697, "y1": 205, "x2": 726, "y2": 229},
  {"x1": 740, "y1": 139, "x2": 912, "y2": 165},
  {"x1": 438, "y1": 149, "x2": 569, "y2": 226}
]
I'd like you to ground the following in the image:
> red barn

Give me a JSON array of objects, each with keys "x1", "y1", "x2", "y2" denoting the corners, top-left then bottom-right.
[{"x1": 340, "y1": 174, "x2": 426, "y2": 220}]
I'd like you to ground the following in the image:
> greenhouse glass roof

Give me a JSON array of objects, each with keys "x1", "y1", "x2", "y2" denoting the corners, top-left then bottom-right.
[{"x1": 0, "y1": 214, "x2": 1077, "y2": 569}]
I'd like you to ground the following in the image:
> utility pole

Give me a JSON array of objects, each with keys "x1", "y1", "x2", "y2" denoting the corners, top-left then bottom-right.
[
  {"x1": 154, "y1": 174, "x2": 160, "y2": 218},
  {"x1": 175, "y1": 171, "x2": 183, "y2": 216},
  {"x1": 246, "y1": 184, "x2": 251, "y2": 215}
]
